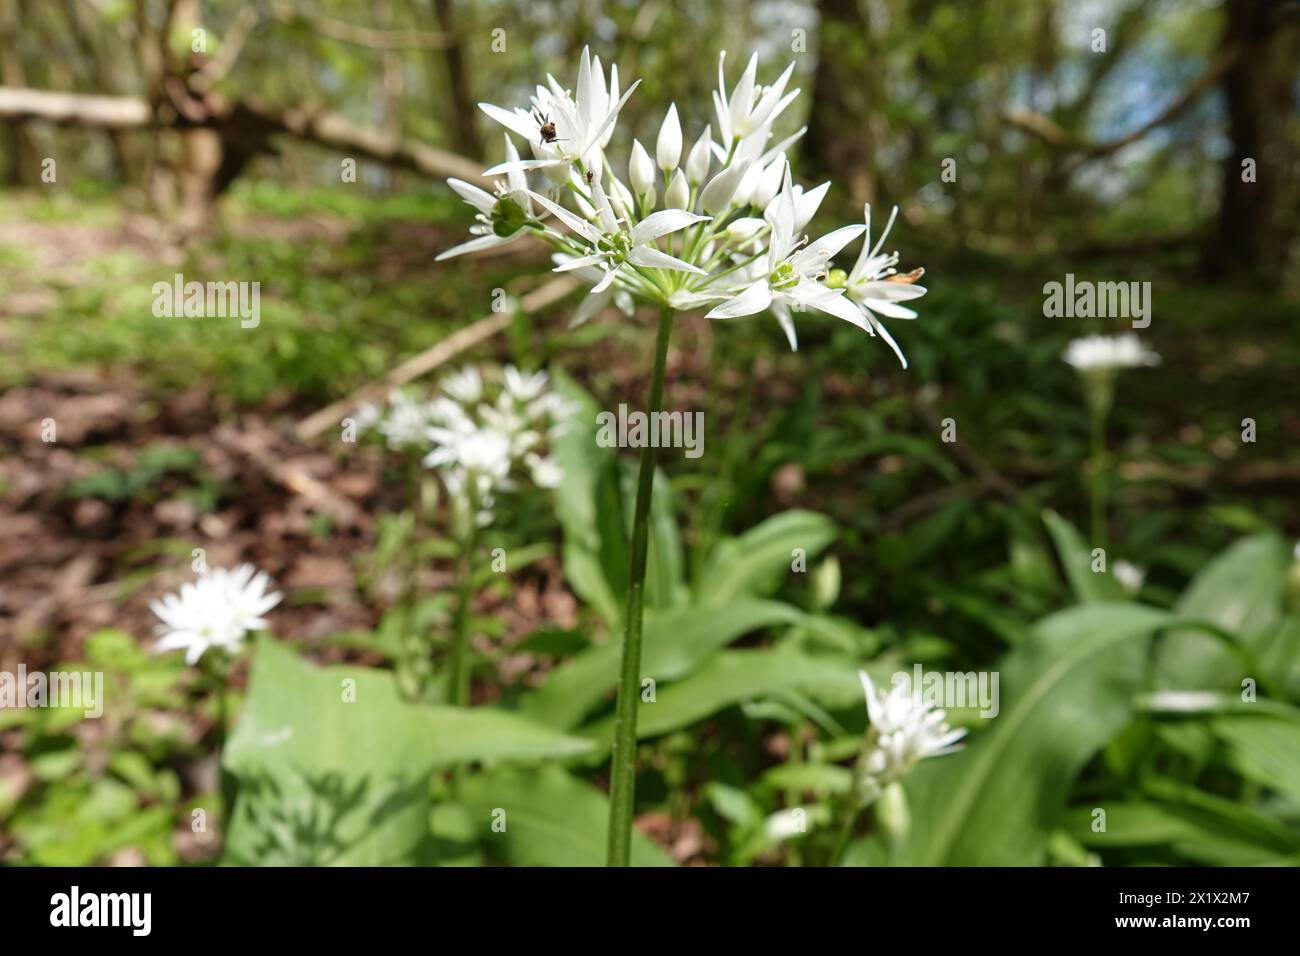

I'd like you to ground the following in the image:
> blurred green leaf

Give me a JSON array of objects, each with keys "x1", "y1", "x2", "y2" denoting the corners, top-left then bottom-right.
[
  {"x1": 223, "y1": 639, "x2": 593, "y2": 865},
  {"x1": 1042, "y1": 509, "x2": 1125, "y2": 603},
  {"x1": 457, "y1": 767, "x2": 673, "y2": 866},
  {"x1": 580, "y1": 649, "x2": 859, "y2": 746},
  {"x1": 522, "y1": 599, "x2": 810, "y2": 730},
  {"x1": 1153, "y1": 532, "x2": 1289, "y2": 690},
  {"x1": 697, "y1": 510, "x2": 836, "y2": 606},
  {"x1": 899, "y1": 603, "x2": 1174, "y2": 865}
]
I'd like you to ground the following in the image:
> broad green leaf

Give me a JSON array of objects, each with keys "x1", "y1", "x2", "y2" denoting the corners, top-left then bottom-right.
[
  {"x1": 1256, "y1": 616, "x2": 1300, "y2": 692},
  {"x1": 521, "y1": 599, "x2": 809, "y2": 730},
  {"x1": 1153, "y1": 532, "x2": 1289, "y2": 690},
  {"x1": 697, "y1": 510, "x2": 836, "y2": 606},
  {"x1": 223, "y1": 639, "x2": 593, "y2": 866},
  {"x1": 550, "y1": 373, "x2": 625, "y2": 629},
  {"x1": 1042, "y1": 509, "x2": 1124, "y2": 603},
  {"x1": 580, "y1": 649, "x2": 859, "y2": 746},
  {"x1": 1063, "y1": 800, "x2": 1297, "y2": 865},
  {"x1": 457, "y1": 766, "x2": 673, "y2": 866},
  {"x1": 551, "y1": 375, "x2": 687, "y2": 624},
  {"x1": 639, "y1": 464, "x2": 687, "y2": 610},
  {"x1": 1210, "y1": 711, "x2": 1300, "y2": 802},
  {"x1": 898, "y1": 603, "x2": 1174, "y2": 866}
]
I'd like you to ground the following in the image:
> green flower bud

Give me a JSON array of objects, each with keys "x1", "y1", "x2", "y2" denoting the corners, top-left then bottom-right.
[
  {"x1": 491, "y1": 195, "x2": 529, "y2": 238},
  {"x1": 826, "y1": 268, "x2": 848, "y2": 290}
]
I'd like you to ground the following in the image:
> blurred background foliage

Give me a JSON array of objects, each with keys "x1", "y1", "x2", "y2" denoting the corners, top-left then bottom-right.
[{"x1": 1, "y1": 0, "x2": 1298, "y2": 866}]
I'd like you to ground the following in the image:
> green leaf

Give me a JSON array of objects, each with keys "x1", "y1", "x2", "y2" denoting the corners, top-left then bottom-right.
[
  {"x1": 759, "y1": 762, "x2": 854, "y2": 796},
  {"x1": 898, "y1": 603, "x2": 1174, "y2": 865},
  {"x1": 521, "y1": 599, "x2": 810, "y2": 730},
  {"x1": 1210, "y1": 711, "x2": 1300, "y2": 802},
  {"x1": 551, "y1": 375, "x2": 686, "y2": 623},
  {"x1": 457, "y1": 766, "x2": 674, "y2": 866},
  {"x1": 580, "y1": 649, "x2": 859, "y2": 746},
  {"x1": 697, "y1": 510, "x2": 836, "y2": 606},
  {"x1": 1153, "y1": 532, "x2": 1289, "y2": 690},
  {"x1": 1063, "y1": 800, "x2": 1298, "y2": 865},
  {"x1": 550, "y1": 373, "x2": 626, "y2": 629},
  {"x1": 1042, "y1": 509, "x2": 1124, "y2": 603},
  {"x1": 223, "y1": 639, "x2": 593, "y2": 865},
  {"x1": 513, "y1": 627, "x2": 592, "y2": 657},
  {"x1": 638, "y1": 464, "x2": 687, "y2": 610}
]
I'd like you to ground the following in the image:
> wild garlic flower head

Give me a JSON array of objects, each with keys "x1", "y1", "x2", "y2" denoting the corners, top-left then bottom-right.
[
  {"x1": 441, "y1": 47, "x2": 927, "y2": 366},
  {"x1": 421, "y1": 365, "x2": 572, "y2": 520},
  {"x1": 841, "y1": 205, "x2": 928, "y2": 368},
  {"x1": 358, "y1": 388, "x2": 438, "y2": 451},
  {"x1": 1063, "y1": 333, "x2": 1160, "y2": 373},
  {"x1": 150, "y1": 564, "x2": 281, "y2": 665},
  {"x1": 856, "y1": 670, "x2": 966, "y2": 799}
]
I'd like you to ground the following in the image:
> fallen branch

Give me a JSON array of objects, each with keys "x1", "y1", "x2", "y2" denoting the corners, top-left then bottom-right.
[
  {"x1": 295, "y1": 275, "x2": 580, "y2": 441},
  {"x1": 0, "y1": 85, "x2": 487, "y2": 184},
  {"x1": 0, "y1": 86, "x2": 151, "y2": 127}
]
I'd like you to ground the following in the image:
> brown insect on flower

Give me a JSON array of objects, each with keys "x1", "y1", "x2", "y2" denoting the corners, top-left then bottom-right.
[{"x1": 531, "y1": 109, "x2": 562, "y2": 145}]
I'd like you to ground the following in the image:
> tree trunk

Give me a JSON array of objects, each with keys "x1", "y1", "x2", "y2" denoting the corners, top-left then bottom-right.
[
  {"x1": 63, "y1": 0, "x2": 134, "y2": 181},
  {"x1": 1208, "y1": 0, "x2": 1300, "y2": 284},
  {"x1": 164, "y1": 0, "x2": 224, "y2": 236},
  {"x1": 804, "y1": 0, "x2": 877, "y2": 206},
  {"x1": 0, "y1": 0, "x2": 41, "y2": 184},
  {"x1": 430, "y1": 0, "x2": 480, "y2": 160}
]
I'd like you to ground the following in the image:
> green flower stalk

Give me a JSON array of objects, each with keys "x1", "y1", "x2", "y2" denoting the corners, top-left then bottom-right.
[
  {"x1": 437, "y1": 46, "x2": 931, "y2": 865},
  {"x1": 606, "y1": 305, "x2": 673, "y2": 866},
  {"x1": 1063, "y1": 334, "x2": 1160, "y2": 547}
]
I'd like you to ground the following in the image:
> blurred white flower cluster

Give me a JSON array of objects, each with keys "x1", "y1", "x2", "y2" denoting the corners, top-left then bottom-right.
[
  {"x1": 856, "y1": 670, "x2": 966, "y2": 799},
  {"x1": 438, "y1": 48, "x2": 927, "y2": 366},
  {"x1": 1063, "y1": 333, "x2": 1160, "y2": 373},
  {"x1": 358, "y1": 366, "x2": 571, "y2": 519},
  {"x1": 355, "y1": 388, "x2": 433, "y2": 451},
  {"x1": 151, "y1": 564, "x2": 282, "y2": 665}
]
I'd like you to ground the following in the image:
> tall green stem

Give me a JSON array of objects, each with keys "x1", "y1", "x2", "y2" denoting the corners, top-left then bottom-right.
[
  {"x1": 449, "y1": 491, "x2": 478, "y2": 708},
  {"x1": 203, "y1": 653, "x2": 231, "y2": 755},
  {"x1": 1087, "y1": 399, "x2": 1108, "y2": 550},
  {"x1": 607, "y1": 305, "x2": 674, "y2": 867}
]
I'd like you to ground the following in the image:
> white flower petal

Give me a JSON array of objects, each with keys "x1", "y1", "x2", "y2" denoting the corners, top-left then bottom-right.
[
  {"x1": 630, "y1": 209, "x2": 710, "y2": 244},
  {"x1": 705, "y1": 280, "x2": 773, "y2": 318}
]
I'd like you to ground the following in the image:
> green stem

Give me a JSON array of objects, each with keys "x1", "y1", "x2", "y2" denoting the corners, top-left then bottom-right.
[
  {"x1": 829, "y1": 803, "x2": 863, "y2": 867},
  {"x1": 449, "y1": 491, "x2": 478, "y2": 708},
  {"x1": 204, "y1": 652, "x2": 231, "y2": 756},
  {"x1": 1088, "y1": 402, "x2": 1107, "y2": 550},
  {"x1": 606, "y1": 305, "x2": 674, "y2": 867}
]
